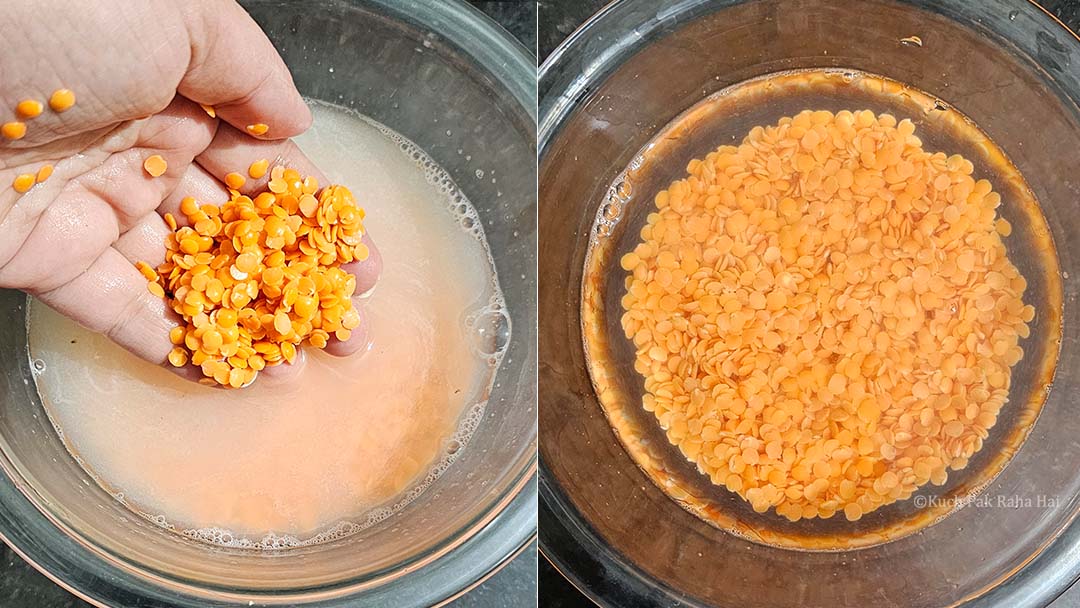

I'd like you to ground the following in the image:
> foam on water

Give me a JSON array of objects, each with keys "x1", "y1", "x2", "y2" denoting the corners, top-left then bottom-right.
[{"x1": 29, "y1": 102, "x2": 508, "y2": 549}]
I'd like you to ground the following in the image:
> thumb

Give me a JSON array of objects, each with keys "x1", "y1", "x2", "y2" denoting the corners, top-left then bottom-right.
[{"x1": 178, "y1": 0, "x2": 311, "y2": 140}]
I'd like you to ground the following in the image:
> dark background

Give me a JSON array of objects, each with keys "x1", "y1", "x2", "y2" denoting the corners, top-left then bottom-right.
[
  {"x1": 0, "y1": 1, "x2": 537, "y2": 607},
  {"x1": 536, "y1": 0, "x2": 1080, "y2": 606}
]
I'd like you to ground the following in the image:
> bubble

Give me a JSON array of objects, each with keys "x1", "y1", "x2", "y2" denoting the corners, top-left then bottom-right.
[
  {"x1": 601, "y1": 201, "x2": 622, "y2": 221},
  {"x1": 446, "y1": 439, "x2": 461, "y2": 454},
  {"x1": 32, "y1": 359, "x2": 45, "y2": 373},
  {"x1": 475, "y1": 169, "x2": 484, "y2": 179},
  {"x1": 467, "y1": 307, "x2": 511, "y2": 357}
]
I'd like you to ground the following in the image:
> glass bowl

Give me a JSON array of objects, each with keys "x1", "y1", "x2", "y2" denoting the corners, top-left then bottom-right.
[
  {"x1": 0, "y1": 1, "x2": 536, "y2": 606},
  {"x1": 539, "y1": 0, "x2": 1080, "y2": 606}
]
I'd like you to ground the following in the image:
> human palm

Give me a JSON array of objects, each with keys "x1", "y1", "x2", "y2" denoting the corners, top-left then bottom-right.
[{"x1": 0, "y1": 0, "x2": 379, "y2": 378}]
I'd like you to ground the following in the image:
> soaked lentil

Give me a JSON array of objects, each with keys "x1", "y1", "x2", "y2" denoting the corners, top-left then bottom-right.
[
  {"x1": 143, "y1": 155, "x2": 168, "y2": 178},
  {"x1": 619, "y1": 109, "x2": 1032, "y2": 522},
  {"x1": 15, "y1": 99, "x2": 43, "y2": 119},
  {"x1": 225, "y1": 172, "x2": 246, "y2": 190},
  {"x1": 35, "y1": 164, "x2": 53, "y2": 183},
  {"x1": 248, "y1": 159, "x2": 269, "y2": 180},
  {"x1": 2, "y1": 122, "x2": 27, "y2": 140},
  {"x1": 12, "y1": 173, "x2": 35, "y2": 193},
  {"x1": 48, "y1": 89, "x2": 76, "y2": 112}
]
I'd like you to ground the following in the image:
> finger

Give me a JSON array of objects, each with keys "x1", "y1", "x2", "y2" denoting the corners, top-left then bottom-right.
[
  {"x1": 114, "y1": 212, "x2": 172, "y2": 267},
  {"x1": 259, "y1": 347, "x2": 307, "y2": 385},
  {"x1": 33, "y1": 247, "x2": 176, "y2": 365},
  {"x1": 0, "y1": 186, "x2": 120, "y2": 293},
  {"x1": 158, "y1": 162, "x2": 230, "y2": 226},
  {"x1": 194, "y1": 122, "x2": 327, "y2": 190},
  {"x1": 341, "y1": 233, "x2": 383, "y2": 298},
  {"x1": 322, "y1": 304, "x2": 373, "y2": 357},
  {"x1": 178, "y1": 0, "x2": 311, "y2": 139},
  {"x1": 0, "y1": 3, "x2": 191, "y2": 146}
]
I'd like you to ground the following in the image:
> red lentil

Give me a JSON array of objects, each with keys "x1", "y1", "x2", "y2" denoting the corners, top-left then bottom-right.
[
  {"x1": 2, "y1": 122, "x2": 26, "y2": 140},
  {"x1": 15, "y1": 99, "x2": 43, "y2": 119},
  {"x1": 48, "y1": 89, "x2": 76, "y2": 112},
  {"x1": 143, "y1": 155, "x2": 168, "y2": 177}
]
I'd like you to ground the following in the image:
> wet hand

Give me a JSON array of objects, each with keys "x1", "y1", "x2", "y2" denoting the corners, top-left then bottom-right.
[{"x1": 0, "y1": 0, "x2": 380, "y2": 381}]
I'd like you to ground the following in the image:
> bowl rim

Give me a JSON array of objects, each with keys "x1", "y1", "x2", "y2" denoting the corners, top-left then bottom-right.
[
  {"x1": 0, "y1": 0, "x2": 538, "y2": 606},
  {"x1": 537, "y1": 0, "x2": 1080, "y2": 606}
]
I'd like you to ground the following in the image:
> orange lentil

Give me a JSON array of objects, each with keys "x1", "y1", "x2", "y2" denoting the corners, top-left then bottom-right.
[
  {"x1": 169, "y1": 326, "x2": 185, "y2": 345},
  {"x1": 15, "y1": 99, "x2": 43, "y2": 119},
  {"x1": 143, "y1": 155, "x2": 168, "y2": 177},
  {"x1": 619, "y1": 109, "x2": 1031, "y2": 522},
  {"x1": 147, "y1": 282, "x2": 166, "y2": 298},
  {"x1": 12, "y1": 173, "x2": 35, "y2": 193},
  {"x1": 281, "y1": 341, "x2": 296, "y2": 364},
  {"x1": 163, "y1": 212, "x2": 177, "y2": 231},
  {"x1": 139, "y1": 165, "x2": 368, "y2": 387},
  {"x1": 179, "y1": 196, "x2": 199, "y2": 216},
  {"x1": 2, "y1": 122, "x2": 27, "y2": 140},
  {"x1": 248, "y1": 158, "x2": 269, "y2": 179},
  {"x1": 135, "y1": 261, "x2": 158, "y2": 282},
  {"x1": 199, "y1": 103, "x2": 216, "y2": 118},
  {"x1": 246, "y1": 123, "x2": 269, "y2": 136},
  {"x1": 225, "y1": 172, "x2": 246, "y2": 190},
  {"x1": 48, "y1": 89, "x2": 76, "y2": 112},
  {"x1": 35, "y1": 164, "x2": 53, "y2": 183},
  {"x1": 167, "y1": 347, "x2": 189, "y2": 367}
]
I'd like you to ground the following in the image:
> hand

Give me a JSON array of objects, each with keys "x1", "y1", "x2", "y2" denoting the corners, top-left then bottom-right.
[{"x1": 0, "y1": 0, "x2": 381, "y2": 380}]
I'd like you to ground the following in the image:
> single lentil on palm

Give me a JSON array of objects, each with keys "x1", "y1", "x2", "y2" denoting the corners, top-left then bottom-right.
[
  {"x1": 141, "y1": 165, "x2": 369, "y2": 388},
  {"x1": 2, "y1": 121, "x2": 26, "y2": 140},
  {"x1": 143, "y1": 155, "x2": 168, "y2": 178},
  {"x1": 11, "y1": 173, "x2": 35, "y2": 193},
  {"x1": 48, "y1": 89, "x2": 76, "y2": 113},
  {"x1": 619, "y1": 109, "x2": 1033, "y2": 522},
  {"x1": 16, "y1": 99, "x2": 43, "y2": 120}
]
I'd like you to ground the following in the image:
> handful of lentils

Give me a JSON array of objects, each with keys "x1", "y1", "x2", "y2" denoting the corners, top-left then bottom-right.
[{"x1": 137, "y1": 163, "x2": 368, "y2": 388}]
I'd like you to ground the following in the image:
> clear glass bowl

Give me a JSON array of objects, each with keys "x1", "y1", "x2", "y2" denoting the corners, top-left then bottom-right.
[
  {"x1": 539, "y1": 0, "x2": 1080, "y2": 606},
  {"x1": 0, "y1": 1, "x2": 536, "y2": 606}
]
